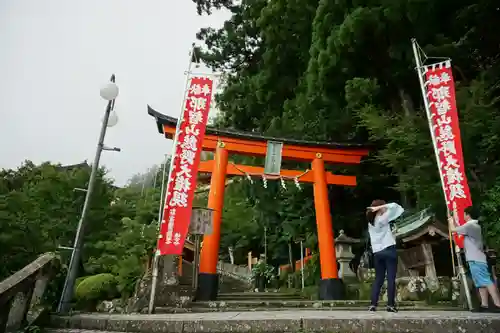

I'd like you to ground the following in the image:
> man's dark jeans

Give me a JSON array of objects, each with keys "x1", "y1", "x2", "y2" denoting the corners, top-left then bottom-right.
[{"x1": 371, "y1": 245, "x2": 398, "y2": 307}]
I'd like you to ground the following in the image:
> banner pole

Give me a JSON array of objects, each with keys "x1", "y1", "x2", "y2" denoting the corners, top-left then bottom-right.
[
  {"x1": 411, "y1": 38, "x2": 473, "y2": 310},
  {"x1": 411, "y1": 39, "x2": 456, "y2": 275},
  {"x1": 157, "y1": 154, "x2": 169, "y2": 224},
  {"x1": 148, "y1": 43, "x2": 196, "y2": 314}
]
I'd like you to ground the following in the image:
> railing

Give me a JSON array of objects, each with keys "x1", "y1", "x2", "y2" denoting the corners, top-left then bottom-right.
[
  {"x1": 217, "y1": 261, "x2": 252, "y2": 286},
  {"x1": 0, "y1": 252, "x2": 59, "y2": 333}
]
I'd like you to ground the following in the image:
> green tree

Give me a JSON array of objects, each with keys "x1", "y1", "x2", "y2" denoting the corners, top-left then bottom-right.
[
  {"x1": 0, "y1": 159, "x2": 165, "y2": 303},
  {"x1": 0, "y1": 161, "x2": 116, "y2": 279},
  {"x1": 85, "y1": 217, "x2": 156, "y2": 297},
  {"x1": 191, "y1": 0, "x2": 500, "y2": 262}
]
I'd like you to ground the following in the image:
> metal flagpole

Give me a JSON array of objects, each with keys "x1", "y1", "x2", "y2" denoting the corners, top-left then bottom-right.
[
  {"x1": 157, "y1": 155, "x2": 169, "y2": 223},
  {"x1": 411, "y1": 38, "x2": 473, "y2": 310},
  {"x1": 264, "y1": 226, "x2": 267, "y2": 263},
  {"x1": 148, "y1": 44, "x2": 196, "y2": 314},
  {"x1": 152, "y1": 166, "x2": 158, "y2": 190},
  {"x1": 192, "y1": 234, "x2": 201, "y2": 291},
  {"x1": 300, "y1": 240, "x2": 305, "y2": 290},
  {"x1": 141, "y1": 176, "x2": 146, "y2": 196}
]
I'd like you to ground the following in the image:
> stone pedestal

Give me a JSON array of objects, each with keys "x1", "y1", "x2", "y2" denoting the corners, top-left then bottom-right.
[{"x1": 127, "y1": 255, "x2": 182, "y2": 313}]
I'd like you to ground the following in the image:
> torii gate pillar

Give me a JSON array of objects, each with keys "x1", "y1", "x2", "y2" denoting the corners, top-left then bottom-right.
[
  {"x1": 196, "y1": 142, "x2": 228, "y2": 301},
  {"x1": 312, "y1": 155, "x2": 344, "y2": 299}
]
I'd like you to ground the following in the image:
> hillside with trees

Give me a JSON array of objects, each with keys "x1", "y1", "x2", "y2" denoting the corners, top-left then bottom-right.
[
  {"x1": 0, "y1": 161, "x2": 163, "y2": 306},
  {"x1": 190, "y1": 0, "x2": 500, "y2": 263}
]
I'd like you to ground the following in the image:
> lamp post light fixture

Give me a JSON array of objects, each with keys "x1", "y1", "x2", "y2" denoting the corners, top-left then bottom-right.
[
  {"x1": 100, "y1": 81, "x2": 119, "y2": 100},
  {"x1": 57, "y1": 74, "x2": 121, "y2": 314}
]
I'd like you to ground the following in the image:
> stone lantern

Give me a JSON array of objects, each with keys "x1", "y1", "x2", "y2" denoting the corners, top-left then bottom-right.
[{"x1": 335, "y1": 230, "x2": 360, "y2": 279}]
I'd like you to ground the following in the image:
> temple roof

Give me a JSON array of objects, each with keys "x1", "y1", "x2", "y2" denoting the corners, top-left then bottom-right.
[
  {"x1": 148, "y1": 106, "x2": 370, "y2": 150},
  {"x1": 394, "y1": 207, "x2": 449, "y2": 242},
  {"x1": 57, "y1": 161, "x2": 90, "y2": 171}
]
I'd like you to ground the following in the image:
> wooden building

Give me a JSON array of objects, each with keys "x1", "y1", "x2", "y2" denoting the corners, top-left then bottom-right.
[{"x1": 393, "y1": 208, "x2": 454, "y2": 279}]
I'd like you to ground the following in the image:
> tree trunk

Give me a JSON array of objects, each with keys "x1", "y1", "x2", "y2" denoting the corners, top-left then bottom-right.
[
  {"x1": 397, "y1": 88, "x2": 416, "y2": 207},
  {"x1": 399, "y1": 88, "x2": 414, "y2": 117}
]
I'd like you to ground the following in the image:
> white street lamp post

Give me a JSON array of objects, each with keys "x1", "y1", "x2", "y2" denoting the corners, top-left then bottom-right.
[{"x1": 57, "y1": 74, "x2": 120, "y2": 313}]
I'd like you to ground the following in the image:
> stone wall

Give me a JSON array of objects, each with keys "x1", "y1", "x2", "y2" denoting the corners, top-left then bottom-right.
[
  {"x1": 350, "y1": 269, "x2": 460, "y2": 305},
  {"x1": 0, "y1": 252, "x2": 58, "y2": 333}
]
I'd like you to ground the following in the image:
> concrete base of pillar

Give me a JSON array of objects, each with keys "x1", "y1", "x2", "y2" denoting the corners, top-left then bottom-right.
[
  {"x1": 195, "y1": 273, "x2": 219, "y2": 301},
  {"x1": 319, "y1": 278, "x2": 345, "y2": 300}
]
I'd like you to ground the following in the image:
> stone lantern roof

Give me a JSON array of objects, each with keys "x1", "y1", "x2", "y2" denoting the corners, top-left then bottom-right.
[{"x1": 335, "y1": 230, "x2": 360, "y2": 244}]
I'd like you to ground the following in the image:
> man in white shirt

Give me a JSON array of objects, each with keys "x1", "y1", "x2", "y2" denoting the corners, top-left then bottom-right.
[{"x1": 449, "y1": 206, "x2": 500, "y2": 312}]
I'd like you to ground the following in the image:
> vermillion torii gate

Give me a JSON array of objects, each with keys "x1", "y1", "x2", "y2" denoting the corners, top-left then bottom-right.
[{"x1": 148, "y1": 106, "x2": 369, "y2": 300}]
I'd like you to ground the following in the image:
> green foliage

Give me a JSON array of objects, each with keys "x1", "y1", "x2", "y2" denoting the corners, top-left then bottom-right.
[
  {"x1": 303, "y1": 254, "x2": 320, "y2": 287},
  {"x1": 1, "y1": 160, "x2": 165, "y2": 308},
  {"x1": 192, "y1": 0, "x2": 500, "y2": 263},
  {"x1": 283, "y1": 254, "x2": 321, "y2": 290},
  {"x1": 357, "y1": 282, "x2": 373, "y2": 300},
  {"x1": 26, "y1": 325, "x2": 41, "y2": 333},
  {"x1": 251, "y1": 260, "x2": 275, "y2": 284},
  {"x1": 479, "y1": 180, "x2": 500, "y2": 250},
  {"x1": 75, "y1": 276, "x2": 89, "y2": 289},
  {"x1": 75, "y1": 273, "x2": 118, "y2": 310},
  {"x1": 85, "y1": 217, "x2": 156, "y2": 297},
  {"x1": 0, "y1": 161, "x2": 116, "y2": 280},
  {"x1": 301, "y1": 285, "x2": 319, "y2": 300}
]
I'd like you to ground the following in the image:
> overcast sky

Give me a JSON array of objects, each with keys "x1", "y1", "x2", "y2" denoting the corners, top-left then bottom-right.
[{"x1": 0, "y1": 0, "x2": 228, "y2": 186}]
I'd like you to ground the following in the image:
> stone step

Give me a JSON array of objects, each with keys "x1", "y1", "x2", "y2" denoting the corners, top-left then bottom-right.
[
  {"x1": 186, "y1": 299, "x2": 457, "y2": 310},
  {"x1": 155, "y1": 305, "x2": 459, "y2": 313},
  {"x1": 46, "y1": 310, "x2": 500, "y2": 333},
  {"x1": 217, "y1": 292, "x2": 303, "y2": 300}
]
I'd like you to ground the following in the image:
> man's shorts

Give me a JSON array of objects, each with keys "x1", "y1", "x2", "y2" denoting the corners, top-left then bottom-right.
[{"x1": 468, "y1": 261, "x2": 493, "y2": 287}]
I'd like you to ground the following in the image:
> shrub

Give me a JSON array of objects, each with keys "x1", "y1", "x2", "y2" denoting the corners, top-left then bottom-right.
[
  {"x1": 75, "y1": 276, "x2": 88, "y2": 289},
  {"x1": 114, "y1": 255, "x2": 145, "y2": 298},
  {"x1": 302, "y1": 285, "x2": 319, "y2": 300},
  {"x1": 74, "y1": 273, "x2": 118, "y2": 311},
  {"x1": 303, "y1": 254, "x2": 320, "y2": 286}
]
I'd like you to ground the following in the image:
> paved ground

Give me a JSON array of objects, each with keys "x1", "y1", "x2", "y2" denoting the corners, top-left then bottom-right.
[{"x1": 48, "y1": 310, "x2": 500, "y2": 333}]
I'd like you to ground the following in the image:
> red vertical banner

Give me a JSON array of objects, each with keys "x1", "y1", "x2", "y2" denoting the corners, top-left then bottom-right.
[
  {"x1": 424, "y1": 61, "x2": 472, "y2": 248},
  {"x1": 157, "y1": 77, "x2": 214, "y2": 255}
]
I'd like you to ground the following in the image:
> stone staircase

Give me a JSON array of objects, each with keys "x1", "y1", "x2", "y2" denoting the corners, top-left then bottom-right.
[
  {"x1": 158, "y1": 300, "x2": 458, "y2": 313},
  {"x1": 164, "y1": 260, "x2": 464, "y2": 314},
  {"x1": 5, "y1": 254, "x2": 498, "y2": 333},
  {"x1": 44, "y1": 310, "x2": 500, "y2": 333},
  {"x1": 178, "y1": 260, "x2": 251, "y2": 295},
  {"x1": 217, "y1": 292, "x2": 302, "y2": 301},
  {"x1": 156, "y1": 291, "x2": 306, "y2": 313}
]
